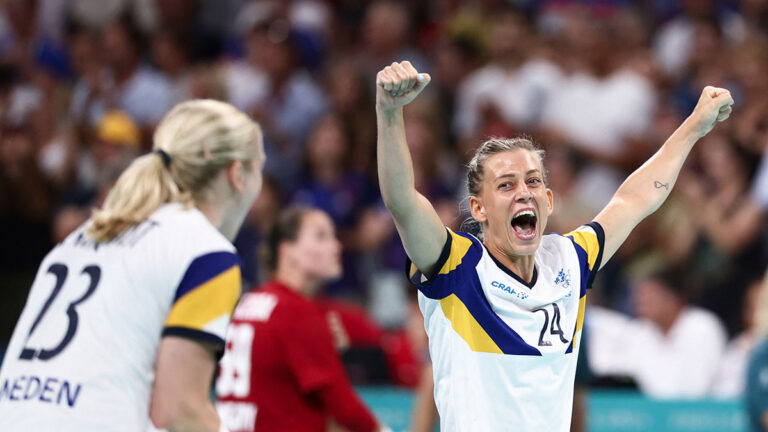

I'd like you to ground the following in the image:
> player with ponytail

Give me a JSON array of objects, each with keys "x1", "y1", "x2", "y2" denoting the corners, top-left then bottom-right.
[{"x1": 0, "y1": 99, "x2": 265, "y2": 432}]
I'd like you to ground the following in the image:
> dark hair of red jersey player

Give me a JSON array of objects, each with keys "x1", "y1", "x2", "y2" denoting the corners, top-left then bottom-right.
[{"x1": 215, "y1": 207, "x2": 387, "y2": 432}]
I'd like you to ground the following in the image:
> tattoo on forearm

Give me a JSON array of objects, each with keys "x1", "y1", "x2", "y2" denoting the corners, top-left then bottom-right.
[{"x1": 654, "y1": 181, "x2": 669, "y2": 190}]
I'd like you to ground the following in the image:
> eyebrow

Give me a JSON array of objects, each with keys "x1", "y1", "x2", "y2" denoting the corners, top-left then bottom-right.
[{"x1": 495, "y1": 169, "x2": 541, "y2": 180}]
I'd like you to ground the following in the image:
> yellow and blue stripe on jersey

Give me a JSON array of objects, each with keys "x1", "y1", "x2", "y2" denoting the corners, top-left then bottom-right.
[
  {"x1": 563, "y1": 222, "x2": 605, "y2": 353},
  {"x1": 406, "y1": 223, "x2": 605, "y2": 356},
  {"x1": 407, "y1": 229, "x2": 542, "y2": 356},
  {"x1": 163, "y1": 251, "x2": 242, "y2": 350}
]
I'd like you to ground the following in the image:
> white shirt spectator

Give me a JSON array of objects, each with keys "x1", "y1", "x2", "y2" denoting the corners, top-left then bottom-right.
[
  {"x1": 263, "y1": 70, "x2": 328, "y2": 148},
  {"x1": 541, "y1": 67, "x2": 655, "y2": 211},
  {"x1": 453, "y1": 58, "x2": 563, "y2": 139},
  {"x1": 4, "y1": 84, "x2": 42, "y2": 125},
  {"x1": 588, "y1": 305, "x2": 728, "y2": 398},
  {"x1": 221, "y1": 61, "x2": 269, "y2": 113},
  {"x1": 653, "y1": 18, "x2": 694, "y2": 78},
  {"x1": 116, "y1": 67, "x2": 174, "y2": 126},
  {"x1": 542, "y1": 67, "x2": 655, "y2": 158},
  {"x1": 70, "y1": 66, "x2": 174, "y2": 127},
  {"x1": 67, "y1": 0, "x2": 157, "y2": 34},
  {"x1": 711, "y1": 332, "x2": 758, "y2": 398},
  {"x1": 653, "y1": 13, "x2": 745, "y2": 78}
]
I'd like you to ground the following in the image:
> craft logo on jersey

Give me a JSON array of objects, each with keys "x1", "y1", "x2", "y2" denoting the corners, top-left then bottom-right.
[
  {"x1": 491, "y1": 281, "x2": 528, "y2": 300},
  {"x1": 555, "y1": 269, "x2": 571, "y2": 291}
]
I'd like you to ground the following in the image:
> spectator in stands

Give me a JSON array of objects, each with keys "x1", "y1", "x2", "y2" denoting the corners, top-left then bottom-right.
[
  {"x1": 543, "y1": 147, "x2": 597, "y2": 235},
  {"x1": 542, "y1": 7, "x2": 656, "y2": 210},
  {"x1": 358, "y1": 1, "x2": 428, "y2": 82},
  {"x1": 291, "y1": 114, "x2": 374, "y2": 233},
  {"x1": 74, "y1": 109, "x2": 141, "y2": 198},
  {"x1": 453, "y1": 8, "x2": 558, "y2": 142},
  {"x1": 753, "y1": 141, "x2": 768, "y2": 211},
  {"x1": 244, "y1": 19, "x2": 329, "y2": 191},
  {"x1": 678, "y1": 133, "x2": 766, "y2": 334},
  {"x1": 70, "y1": 13, "x2": 173, "y2": 133},
  {"x1": 0, "y1": 122, "x2": 55, "y2": 315},
  {"x1": 322, "y1": 56, "x2": 377, "y2": 175},
  {"x1": 151, "y1": 28, "x2": 193, "y2": 103},
  {"x1": 1, "y1": 124, "x2": 52, "y2": 229},
  {"x1": 429, "y1": 14, "x2": 486, "y2": 145},
  {"x1": 712, "y1": 276, "x2": 765, "y2": 397},
  {"x1": 588, "y1": 267, "x2": 728, "y2": 398},
  {"x1": 52, "y1": 110, "x2": 142, "y2": 243},
  {"x1": 290, "y1": 114, "x2": 378, "y2": 295}
]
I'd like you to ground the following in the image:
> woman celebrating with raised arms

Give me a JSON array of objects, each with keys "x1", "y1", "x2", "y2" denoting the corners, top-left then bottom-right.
[{"x1": 376, "y1": 60, "x2": 733, "y2": 431}]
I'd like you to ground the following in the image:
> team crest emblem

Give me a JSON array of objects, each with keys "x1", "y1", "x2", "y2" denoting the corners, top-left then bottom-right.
[{"x1": 555, "y1": 269, "x2": 571, "y2": 290}]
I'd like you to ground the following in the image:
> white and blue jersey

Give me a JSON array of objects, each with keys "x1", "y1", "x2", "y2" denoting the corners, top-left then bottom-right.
[
  {"x1": 0, "y1": 203, "x2": 242, "y2": 431},
  {"x1": 408, "y1": 223, "x2": 604, "y2": 431}
]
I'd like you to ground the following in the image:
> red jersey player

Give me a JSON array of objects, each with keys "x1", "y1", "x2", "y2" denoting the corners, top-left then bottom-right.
[{"x1": 215, "y1": 207, "x2": 387, "y2": 432}]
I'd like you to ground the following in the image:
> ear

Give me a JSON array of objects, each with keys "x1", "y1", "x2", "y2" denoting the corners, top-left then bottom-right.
[
  {"x1": 226, "y1": 160, "x2": 245, "y2": 193},
  {"x1": 469, "y1": 196, "x2": 487, "y2": 223},
  {"x1": 546, "y1": 188, "x2": 554, "y2": 216},
  {"x1": 277, "y1": 241, "x2": 295, "y2": 265}
]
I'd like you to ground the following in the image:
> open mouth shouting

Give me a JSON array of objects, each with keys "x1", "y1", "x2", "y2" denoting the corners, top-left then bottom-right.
[{"x1": 511, "y1": 208, "x2": 538, "y2": 241}]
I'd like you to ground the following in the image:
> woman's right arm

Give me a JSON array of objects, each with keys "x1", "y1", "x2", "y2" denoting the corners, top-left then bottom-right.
[
  {"x1": 376, "y1": 61, "x2": 447, "y2": 276},
  {"x1": 148, "y1": 337, "x2": 222, "y2": 432}
]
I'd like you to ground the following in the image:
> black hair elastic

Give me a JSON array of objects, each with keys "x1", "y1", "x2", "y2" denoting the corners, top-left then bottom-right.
[{"x1": 154, "y1": 149, "x2": 171, "y2": 168}]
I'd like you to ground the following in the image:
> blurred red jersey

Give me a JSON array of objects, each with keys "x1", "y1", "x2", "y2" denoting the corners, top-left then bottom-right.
[{"x1": 215, "y1": 281, "x2": 378, "y2": 432}]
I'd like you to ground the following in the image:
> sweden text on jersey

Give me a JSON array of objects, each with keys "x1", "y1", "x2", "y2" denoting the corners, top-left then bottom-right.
[{"x1": 0, "y1": 203, "x2": 242, "y2": 431}]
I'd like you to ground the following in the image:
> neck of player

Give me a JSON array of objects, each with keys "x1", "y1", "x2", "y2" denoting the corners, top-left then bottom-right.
[
  {"x1": 197, "y1": 197, "x2": 244, "y2": 242},
  {"x1": 274, "y1": 264, "x2": 321, "y2": 298},
  {"x1": 485, "y1": 239, "x2": 536, "y2": 284}
]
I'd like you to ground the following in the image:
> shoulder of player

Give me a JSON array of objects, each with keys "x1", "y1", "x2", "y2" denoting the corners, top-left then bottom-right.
[
  {"x1": 151, "y1": 204, "x2": 235, "y2": 255},
  {"x1": 433, "y1": 229, "x2": 484, "y2": 274},
  {"x1": 449, "y1": 229, "x2": 484, "y2": 254},
  {"x1": 541, "y1": 231, "x2": 571, "y2": 245},
  {"x1": 453, "y1": 229, "x2": 481, "y2": 243},
  {"x1": 537, "y1": 232, "x2": 577, "y2": 258},
  {"x1": 153, "y1": 208, "x2": 239, "y2": 296}
]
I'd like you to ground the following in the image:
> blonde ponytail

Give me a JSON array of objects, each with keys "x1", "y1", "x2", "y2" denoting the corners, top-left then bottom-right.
[
  {"x1": 86, "y1": 99, "x2": 263, "y2": 243},
  {"x1": 87, "y1": 152, "x2": 190, "y2": 242}
]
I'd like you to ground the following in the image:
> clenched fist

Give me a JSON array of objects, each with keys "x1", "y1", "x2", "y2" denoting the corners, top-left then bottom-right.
[
  {"x1": 688, "y1": 86, "x2": 734, "y2": 138},
  {"x1": 376, "y1": 61, "x2": 431, "y2": 113}
]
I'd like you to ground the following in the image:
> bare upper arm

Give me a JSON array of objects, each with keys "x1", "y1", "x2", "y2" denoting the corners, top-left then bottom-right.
[
  {"x1": 593, "y1": 195, "x2": 640, "y2": 270},
  {"x1": 390, "y1": 192, "x2": 448, "y2": 277},
  {"x1": 149, "y1": 336, "x2": 220, "y2": 431}
]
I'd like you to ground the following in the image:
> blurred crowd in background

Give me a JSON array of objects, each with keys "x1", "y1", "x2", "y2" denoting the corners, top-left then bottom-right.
[{"x1": 1, "y1": 0, "x2": 767, "y2": 400}]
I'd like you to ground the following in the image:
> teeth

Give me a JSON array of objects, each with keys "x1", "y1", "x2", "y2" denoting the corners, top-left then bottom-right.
[{"x1": 514, "y1": 210, "x2": 535, "y2": 219}]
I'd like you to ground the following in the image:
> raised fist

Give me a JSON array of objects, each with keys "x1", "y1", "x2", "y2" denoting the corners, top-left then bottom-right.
[
  {"x1": 375, "y1": 61, "x2": 431, "y2": 112},
  {"x1": 689, "y1": 86, "x2": 734, "y2": 138}
]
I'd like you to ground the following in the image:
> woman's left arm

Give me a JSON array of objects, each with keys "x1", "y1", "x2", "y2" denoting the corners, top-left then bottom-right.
[{"x1": 594, "y1": 86, "x2": 734, "y2": 267}]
